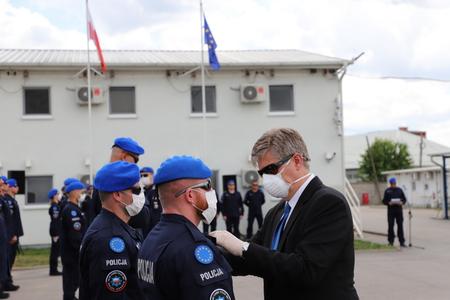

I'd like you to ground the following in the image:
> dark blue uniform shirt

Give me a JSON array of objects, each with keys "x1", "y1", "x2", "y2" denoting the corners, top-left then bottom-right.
[
  {"x1": 60, "y1": 202, "x2": 85, "y2": 264},
  {"x1": 79, "y1": 209, "x2": 144, "y2": 299},
  {"x1": 3, "y1": 195, "x2": 23, "y2": 238},
  {"x1": 49, "y1": 202, "x2": 61, "y2": 237},
  {"x1": 382, "y1": 187, "x2": 407, "y2": 211},
  {"x1": 137, "y1": 214, "x2": 235, "y2": 300},
  {"x1": 244, "y1": 189, "x2": 265, "y2": 215},
  {"x1": 220, "y1": 192, "x2": 244, "y2": 217}
]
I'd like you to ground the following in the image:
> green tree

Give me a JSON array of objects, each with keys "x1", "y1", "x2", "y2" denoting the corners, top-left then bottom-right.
[{"x1": 358, "y1": 138, "x2": 413, "y2": 181}]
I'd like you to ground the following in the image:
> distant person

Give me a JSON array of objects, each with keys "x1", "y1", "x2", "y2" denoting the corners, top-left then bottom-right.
[
  {"x1": 0, "y1": 176, "x2": 11, "y2": 298},
  {"x1": 244, "y1": 180, "x2": 265, "y2": 239},
  {"x1": 220, "y1": 180, "x2": 244, "y2": 238},
  {"x1": 80, "y1": 161, "x2": 145, "y2": 299},
  {"x1": 3, "y1": 179, "x2": 23, "y2": 291},
  {"x1": 60, "y1": 181, "x2": 86, "y2": 300},
  {"x1": 48, "y1": 188, "x2": 62, "y2": 276},
  {"x1": 382, "y1": 177, "x2": 407, "y2": 247}
]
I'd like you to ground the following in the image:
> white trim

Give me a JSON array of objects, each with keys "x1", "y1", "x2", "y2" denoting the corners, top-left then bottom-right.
[
  {"x1": 189, "y1": 113, "x2": 218, "y2": 118},
  {"x1": 22, "y1": 204, "x2": 48, "y2": 211},
  {"x1": 21, "y1": 115, "x2": 54, "y2": 120},
  {"x1": 108, "y1": 114, "x2": 138, "y2": 119},
  {"x1": 267, "y1": 111, "x2": 295, "y2": 117},
  {"x1": 382, "y1": 166, "x2": 445, "y2": 175}
]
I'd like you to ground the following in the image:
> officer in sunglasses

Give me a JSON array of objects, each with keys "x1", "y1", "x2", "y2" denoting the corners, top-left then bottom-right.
[
  {"x1": 80, "y1": 161, "x2": 145, "y2": 299},
  {"x1": 137, "y1": 155, "x2": 235, "y2": 300}
]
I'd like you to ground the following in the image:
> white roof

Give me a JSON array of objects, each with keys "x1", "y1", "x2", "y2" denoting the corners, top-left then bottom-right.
[
  {"x1": 345, "y1": 130, "x2": 450, "y2": 169},
  {"x1": 0, "y1": 49, "x2": 347, "y2": 69},
  {"x1": 381, "y1": 166, "x2": 443, "y2": 175}
]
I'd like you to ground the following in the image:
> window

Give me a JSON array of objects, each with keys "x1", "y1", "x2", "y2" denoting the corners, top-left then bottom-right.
[
  {"x1": 25, "y1": 176, "x2": 53, "y2": 205},
  {"x1": 24, "y1": 88, "x2": 50, "y2": 115},
  {"x1": 109, "y1": 87, "x2": 136, "y2": 114},
  {"x1": 269, "y1": 85, "x2": 294, "y2": 112},
  {"x1": 191, "y1": 86, "x2": 216, "y2": 113}
]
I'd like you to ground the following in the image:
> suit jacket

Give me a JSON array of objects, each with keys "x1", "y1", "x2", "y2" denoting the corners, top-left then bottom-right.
[{"x1": 230, "y1": 177, "x2": 358, "y2": 300}]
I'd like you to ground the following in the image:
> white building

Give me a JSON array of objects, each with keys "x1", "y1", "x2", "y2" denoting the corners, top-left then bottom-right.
[
  {"x1": 0, "y1": 48, "x2": 347, "y2": 245},
  {"x1": 345, "y1": 128, "x2": 450, "y2": 182}
]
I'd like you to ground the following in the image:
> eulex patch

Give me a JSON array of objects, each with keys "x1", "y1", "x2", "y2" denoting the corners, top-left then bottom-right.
[
  {"x1": 105, "y1": 270, "x2": 127, "y2": 293},
  {"x1": 194, "y1": 244, "x2": 214, "y2": 265},
  {"x1": 209, "y1": 288, "x2": 231, "y2": 300},
  {"x1": 109, "y1": 237, "x2": 126, "y2": 253}
]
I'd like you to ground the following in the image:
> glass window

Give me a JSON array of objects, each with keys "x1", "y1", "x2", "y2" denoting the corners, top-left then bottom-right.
[
  {"x1": 24, "y1": 88, "x2": 50, "y2": 115},
  {"x1": 269, "y1": 85, "x2": 294, "y2": 112},
  {"x1": 25, "y1": 175, "x2": 53, "y2": 205},
  {"x1": 109, "y1": 87, "x2": 136, "y2": 114},
  {"x1": 191, "y1": 86, "x2": 216, "y2": 113}
]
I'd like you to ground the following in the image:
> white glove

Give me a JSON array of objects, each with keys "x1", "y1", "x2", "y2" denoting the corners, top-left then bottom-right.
[{"x1": 209, "y1": 230, "x2": 247, "y2": 257}]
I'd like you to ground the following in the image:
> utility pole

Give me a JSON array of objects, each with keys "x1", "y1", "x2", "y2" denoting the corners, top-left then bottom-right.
[{"x1": 366, "y1": 136, "x2": 382, "y2": 203}]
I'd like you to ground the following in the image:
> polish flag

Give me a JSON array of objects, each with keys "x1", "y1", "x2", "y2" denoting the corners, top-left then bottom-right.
[{"x1": 87, "y1": 7, "x2": 106, "y2": 73}]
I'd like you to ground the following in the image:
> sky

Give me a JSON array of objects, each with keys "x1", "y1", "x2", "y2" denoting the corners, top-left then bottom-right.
[{"x1": 1, "y1": 0, "x2": 450, "y2": 146}]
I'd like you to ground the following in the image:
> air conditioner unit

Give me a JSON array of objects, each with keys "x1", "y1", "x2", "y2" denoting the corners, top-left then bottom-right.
[
  {"x1": 240, "y1": 84, "x2": 267, "y2": 103},
  {"x1": 241, "y1": 169, "x2": 260, "y2": 187},
  {"x1": 76, "y1": 86, "x2": 105, "y2": 105}
]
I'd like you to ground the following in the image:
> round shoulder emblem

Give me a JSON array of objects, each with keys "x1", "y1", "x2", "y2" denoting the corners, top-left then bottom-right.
[
  {"x1": 210, "y1": 288, "x2": 231, "y2": 300},
  {"x1": 73, "y1": 222, "x2": 81, "y2": 231},
  {"x1": 71, "y1": 210, "x2": 77, "y2": 217},
  {"x1": 109, "y1": 237, "x2": 126, "y2": 253},
  {"x1": 105, "y1": 270, "x2": 127, "y2": 293},
  {"x1": 194, "y1": 244, "x2": 214, "y2": 265}
]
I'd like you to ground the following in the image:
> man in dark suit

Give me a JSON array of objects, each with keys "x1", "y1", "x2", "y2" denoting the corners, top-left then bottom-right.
[{"x1": 211, "y1": 128, "x2": 358, "y2": 300}]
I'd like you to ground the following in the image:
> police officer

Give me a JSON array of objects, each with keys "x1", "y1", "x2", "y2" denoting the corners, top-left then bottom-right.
[
  {"x1": 383, "y1": 177, "x2": 407, "y2": 247},
  {"x1": 60, "y1": 178, "x2": 79, "y2": 214},
  {"x1": 0, "y1": 176, "x2": 11, "y2": 299},
  {"x1": 141, "y1": 167, "x2": 162, "y2": 236},
  {"x1": 137, "y1": 156, "x2": 235, "y2": 300},
  {"x1": 48, "y1": 188, "x2": 62, "y2": 276},
  {"x1": 80, "y1": 161, "x2": 145, "y2": 299},
  {"x1": 3, "y1": 179, "x2": 23, "y2": 291},
  {"x1": 60, "y1": 181, "x2": 86, "y2": 300},
  {"x1": 91, "y1": 138, "x2": 147, "y2": 221},
  {"x1": 244, "y1": 180, "x2": 265, "y2": 239},
  {"x1": 220, "y1": 180, "x2": 244, "y2": 238}
]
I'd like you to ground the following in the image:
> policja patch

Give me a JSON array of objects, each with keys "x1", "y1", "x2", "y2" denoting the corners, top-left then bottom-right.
[
  {"x1": 210, "y1": 288, "x2": 231, "y2": 300},
  {"x1": 105, "y1": 270, "x2": 127, "y2": 292},
  {"x1": 109, "y1": 237, "x2": 126, "y2": 253},
  {"x1": 194, "y1": 244, "x2": 214, "y2": 265}
]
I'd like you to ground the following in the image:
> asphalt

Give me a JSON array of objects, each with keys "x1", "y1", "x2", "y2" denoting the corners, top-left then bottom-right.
[{"x1": 6, "y1": 206, "x2": 450, "y2": 299}]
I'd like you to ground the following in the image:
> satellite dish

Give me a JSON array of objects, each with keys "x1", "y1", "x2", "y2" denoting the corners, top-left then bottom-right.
[{"x1": 243, "y1": 86, "x2": 257, "y2": 100}]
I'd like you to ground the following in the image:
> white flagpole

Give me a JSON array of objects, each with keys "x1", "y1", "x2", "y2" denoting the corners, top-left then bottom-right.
[
  {"x1": 200, "y1": 0, "x2": 207, "y2": 161},
  {"x1": 86, "y1": 0, "x2": 94, "y2": 185}
]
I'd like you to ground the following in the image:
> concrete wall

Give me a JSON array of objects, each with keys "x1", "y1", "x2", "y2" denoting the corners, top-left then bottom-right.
[{"x1": 0, "y1": 68, "x2": 344, "y2": 245}]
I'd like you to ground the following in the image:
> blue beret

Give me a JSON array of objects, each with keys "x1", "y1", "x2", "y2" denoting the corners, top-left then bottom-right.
[
  {"x1": 389, "y1": 177, "x2": 397, "y2": 184},
  {"x1": 140, "y1": 167, "x2": 154, "y2": 174},
  {"x1": 94, "y1": 161, "x2": 140, "y2": 192},
  {"x1": 113, "y1": 137, "x2": 145, "y2": 156},
  {"x1": 0, "y1": 176, "x2": 7, "y2": 183},
  {"x1": 64, "y1": 177, "x2": 78, "y2": 186},
  {"x1": 48, "y1": 188, "x2": 58, "y2": 199},
  {"x1": 154, "y1": 155, "x2": 212, "y2": 186},
  {"x1": 6, "y1": 179, "x2": 17, "y2": 187},
  {"x1": 227, "y1": 180, "x2": 236, "y2": 185},
  {"x1": 66, "y1": 181, "x2": 85, "y2": 193}
]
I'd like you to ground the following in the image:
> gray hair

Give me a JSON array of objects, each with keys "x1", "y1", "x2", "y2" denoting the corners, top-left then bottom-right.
[{"x1": 251, "y1": 128, "x2": 310, "y2": 169}]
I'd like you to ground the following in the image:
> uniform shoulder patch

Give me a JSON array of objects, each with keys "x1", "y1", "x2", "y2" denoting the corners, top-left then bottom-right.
[
  {"x1": 194, "y1": 244, "x2": 214, "y2": 265},
  {"x1": 210, "y1": 288, "x2": 231, "y2": 300},
  {"x1": 73, "y1": 222, "x2": 81, "y2": 231},
  {"x1": 105, "y1": 270, "x2": 127, "y2": 292},
  {"x1": 109, "y1": 237, "x2": 126, "y2": 253},
  {"x1": 71, "y1": 210, "x2": 77, "y2": 217}
]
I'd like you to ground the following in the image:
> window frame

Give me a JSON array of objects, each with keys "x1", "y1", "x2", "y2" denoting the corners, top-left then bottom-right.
[
  {"x1": 108, "y1": 86, "x2": 137, "y2": 117},
  {"x1": 190, "y1": 85, "x2": 218, "y2": 116},
  {"x1": 268, "y1": 84, "x2": 295, "y2": 114},
  {"x1": 22, "y1": 86, "x2": 52, "y2": 117},
  {"x1": 24, "y1": 174, "x2": 53, "y2": 206}
]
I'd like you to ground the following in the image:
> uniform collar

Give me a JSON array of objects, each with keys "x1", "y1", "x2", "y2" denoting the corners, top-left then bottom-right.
[
  {"x1": 100, "y1": 208, "x2": 141, "y2": 241},
  {"x1": 161, "y1": 213, "x2": 205, "y2": 242}
]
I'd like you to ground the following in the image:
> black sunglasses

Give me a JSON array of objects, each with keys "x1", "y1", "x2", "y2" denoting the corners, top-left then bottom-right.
[
  {"x1": 140, "y1": 174, "x2": 149, "y2": 177},
  {"x1": 257, "y1": 154, "x2": 294, "y2": 176},
  {"x1": 131, "y1": 186, "x2": 142, "y2": 195},
  {"x1": 174, "y1": 180, "x2": 212, "y2": 197}
]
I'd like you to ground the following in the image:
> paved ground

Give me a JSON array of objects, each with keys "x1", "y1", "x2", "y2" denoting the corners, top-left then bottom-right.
[{"x1": 7, "y1": 206, "x2": 450, "y2": 299}]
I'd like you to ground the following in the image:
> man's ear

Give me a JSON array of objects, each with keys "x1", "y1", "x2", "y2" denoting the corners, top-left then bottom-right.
[{"x1": 184, "y1": 189, "x2": 195, "y2": 205}]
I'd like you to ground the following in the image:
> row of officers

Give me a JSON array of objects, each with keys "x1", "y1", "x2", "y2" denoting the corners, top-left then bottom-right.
[
  {"x1": 47, "y1": 137, "x2": 266, "y2": 300},
  {"x1": 0, "y1": 177, "x2": 23, "y2": 299}
]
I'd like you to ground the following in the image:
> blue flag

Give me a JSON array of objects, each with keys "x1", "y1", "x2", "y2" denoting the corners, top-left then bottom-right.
[{"x1": 204, "y1": 16, "x2": 220, "y2": 70}]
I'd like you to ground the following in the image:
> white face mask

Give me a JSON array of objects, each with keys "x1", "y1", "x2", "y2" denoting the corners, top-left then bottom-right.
[
  {"x1": 192, "y1": 189, "x2": 217, "y2": 225},
  {"x1": 140, "y1": 176, "x2": 152, "y2": 187},
  {"x1": 263, "y1": 159, "x2": 310, "y2": 198},
  {"x1": 79, "y1": 194, "x2": 87, "y2": 202},
  {"x1": 57, "y1": 193, "x2": 63, "y2": 201},
  {"x1": 121, "y1": 191, "x2": 145, "y2": 217}
]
